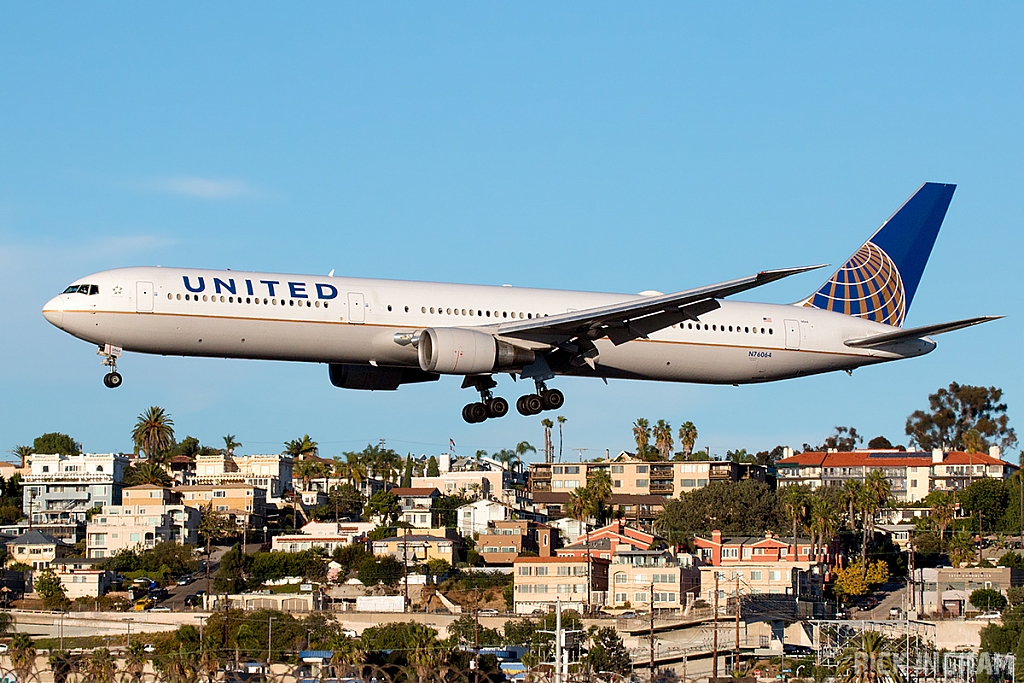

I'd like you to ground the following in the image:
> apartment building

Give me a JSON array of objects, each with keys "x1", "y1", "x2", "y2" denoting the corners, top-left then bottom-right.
[
  {"x1": 85, "y1": 485, "x2": 200, "y2": 558},
  {"x1": 693, "y1": 529, "x2": 820, "y2": 565},
  {"x1": 694, "y1": 531, "x2": 825, "y2": 600},
  {"x1": 195, "y1": 453, "x2": 294, "y2": 504},
  {"x1": 513, "y1": 556, "x2": 610, "y2": 615},
  {"x1": 8, "y1": 530, "x2": 70, "y2": 570},
  {"x1": 371, "y1": 527, "x2": 462, "y2": 566},
  {"x1": 477, "y1": 520, "x2": 555, "y2": 565},
  {"x1": 776, "y1": 447, "x2": 1017, "y2": 503},
  {"x1": 23, "y1": 453, "x2": 129, "y2": 527},
  {"x1": 390, "y1": 487, "x2": 441, "y2": 528},
  {"x1": 555, "y1": 520, "x2": 655, "y2": 561},
  {"x1": 271, "y1": 521, "x2": 375, "y2": 554},
  {"x1": 527, "y1": 456, "x2": 766, "y2": 499},
  {"x1": 532, "y1": 492, "x2": 666, "y2": 532},
  {"x1": 178, "y1": 483, "x2": 266, "y2": 526},
  {"x1": 608, "y1": 549, "x2": 700, "y2": 614},
  {"x1": 457, "y1": 499, "x2": 533, "y2": 537}
]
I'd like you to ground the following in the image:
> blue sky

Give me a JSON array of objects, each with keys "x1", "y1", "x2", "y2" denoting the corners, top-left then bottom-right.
[{"x1": 1, "y1": 5, "x2": 1021, "y2": 464}]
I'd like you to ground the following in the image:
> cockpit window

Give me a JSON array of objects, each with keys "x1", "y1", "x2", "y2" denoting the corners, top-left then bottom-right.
[{"x1": 62, "y1": 284, "x2": 99, "y2": 295}]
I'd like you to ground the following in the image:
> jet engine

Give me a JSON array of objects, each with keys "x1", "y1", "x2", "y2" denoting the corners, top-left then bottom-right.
[
  {"x1": 417, "y1": 328, "x2": 535, "y2": 375},
  {"x1": 328, "y1": 363, "x2": 439, "y2": 391}
]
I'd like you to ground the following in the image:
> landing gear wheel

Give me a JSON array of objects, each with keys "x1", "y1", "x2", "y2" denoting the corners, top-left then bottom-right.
[
  {"x1": 487, "y1": 397, "x2": 509, "y2": 418},
  {"x1": 104, "y1": 372, "x2": 123, "y2": 389},
  {"x1": 517, "y1": 394, "x2": 544, "y2": 416},
  {"x1": 462, "y1": 404, "x2": 476, "y2": 423},
  {"x1": 541, "y1": 388, "x2": 564, "y2": 411},
  {"x1": 469, "y1": 402, "x2": 489, "y2": 423}
]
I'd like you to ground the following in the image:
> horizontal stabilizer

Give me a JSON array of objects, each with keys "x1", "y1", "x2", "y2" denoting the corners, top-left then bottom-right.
[{"x1": 844, "y1": 315, "x2": 1002, "y2": 348}]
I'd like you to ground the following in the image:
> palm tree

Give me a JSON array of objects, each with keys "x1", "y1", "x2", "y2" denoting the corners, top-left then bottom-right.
[
  {"x1": 87, "y1": 648, "x2": 116, "y2": 683},
  {"x1": 8, "y1": 445, "x2": 33, "y2": 468},
  {"x1": 132, "y1": 406, "x2": 175, "y2": 462},
  {"x1": 294, "y1": 459, "x2": 327, "y2": 493},
  {"x1": 48, "y1": 649, "x2": 75, "y2": 683},
  {"x1": 841, "y1": 480, "x2": 862, "y2": 531},
  {"x1": 632, "y1": 419, "x2": 651, "y2": 458},
  {"x1": 338, "y1": 453, "x2": 367, "y2": 488},
  {"x1": 781, "y1": 485, "x2": 810, "y2": 561},
  {"x1": 948, "y1": 533, "x2": 975, "y2": 567},
  {"x1": 587, "y1": 470, "x2": 613, "y2": 525},
  {"x1": 653, "y1": 420, "x2": 674, "y2": 461},
  {"x1": 567, "y1": 486, "x2": 599, "y2": 609},
  {"x1": 123, "y1": 642, "x2": 146, "y2": 683},
  {"x1": 836, "y1": 630, "x2": 902, "y2": 683},
  {"x1": 198, "y1": 504, "x2": 231, "y2": 593},
  {"x1": 284, "y1": 434, "x2": 318, "y2": 460},
  {"x1": 514, "y1": 441, "x2": 536, "y2": 472},
  {"x1": 222, "y1": 435, "x2": 241, "y2": 456},
  {"x1": 859, "y1": 470, "x2": 891, "y2": 574},
  {"x1": 123, "y1": 461, "x2": 173, "y2": 487},
  {"x1": 809, "y1": 494, "x2": 839, "y2": 565},
  {"x1": 678, "y1": 421, "x2": 698, "y2": 458},
  {"x1": 541, "y1": 418, "x2": 554, "y2": 463},
  {"x1": 557, "y1": 415, "x2": 567, "y2": 461},
  {"x1": 931, "y1": 499, "x2": 954, "y2": 548},
  {"x1": 9, "y1": 632, "x2": 36, "y2": 682}
]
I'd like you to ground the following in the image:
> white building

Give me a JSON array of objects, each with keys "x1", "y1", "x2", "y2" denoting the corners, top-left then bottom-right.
[
  {"x1": 457, "y1": 499, "x2": 532, "y2": 537},
  {"x1": 86, "y1": 485, "x2": 200, "y2": 559},
  {"x1": 23, "y1": 453, "x2": 129, "y2": 526},
  {"x1": 52, "y1": 558, "x2": 113, "y2": 599},
  {"x1": 271, "y1": 521, "x2": 375, "y2": 554},
  {"x1": 195, "y1": 453, "x2": 293, "y2": 504}
]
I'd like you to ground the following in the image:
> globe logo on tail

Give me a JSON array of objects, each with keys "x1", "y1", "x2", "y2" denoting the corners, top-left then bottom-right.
[{"x1": 805, "y1": 241, "x2": 906, "y2": 327}]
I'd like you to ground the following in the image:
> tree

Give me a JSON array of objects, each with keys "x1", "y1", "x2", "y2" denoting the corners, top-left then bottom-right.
[
  {"x1": 446, "y1": 614, "x2": 502, "y2": 648},
  {"x1": 587, "y1": 469, "x2": 613, "y2": 524},
  {"x1": 284, "y1": 434, "x2": 319, "y2": 460},
  {"x1": 34, "y1": 569, "x2": 69, "y2": 609},
  {"x1": 652, "y1": 420, "x2": 674, "y2": 461},
  {"x1": 541, "y1": 418, "x2": 554, "y2": 463},
  {"x1": 86, "y1": 648, "x2": 116, "y2": 683},
  {"x1": 294, "y1": 459, "x2": 327, "y2": 493},
  {"x1": 583, "y1": 625, "x2": 631, "y2": 674},
  {"x1": 809, "y1": 491, "x2": 839, "y2": 564},
  {"x1": 401, "y1": 455, "x2": 413, "y2": 488},
  {"x1": 357, "y1": 555, "x2": 403, "y2": 587},
  {"x1": 33, "y1": 432, "x2": 79, "y2": 455},
  {"x1": 858, "y1": 470, "x2": 891, "y2": 573},
  {"x1": 1000, "y1": 552, "x2": 1024, "y2": 570},
  {"x1": 222, "y1": 434, "x2": 241, "y2": 456},
  {"x1": 198, "y1": 503, "x2": 232, "y2": 568},
  {"x1": 868, "y1": 436, "x2": 894, "y2": 449},
  {"x1": 8, "y1": 445, "x2": 33, "y2": 468},
  {"x1": 131, "y1": 407, "x2": 175, "y2": 462},
  {"x1": 819, "y1": 426, "x2": 863, "y2": 452},
  {"x1": 9, "y1": 633, "x2": 36, "y2": 682},
  {"x1": 327, "y1": 483, "x2": 365, "y2": 522},
  {"x1": 122, "y1": 461, "x2": 173, "y2": 487},
  {"x1": 906, "y1": 383, "x2": 1017, "y2": 452},
  {"x1": 836, "y1": 630, "x2": 902, "y2": 683},
  {"x1": 781, "y1": 485, "x2": 810, "y2": 560},
  {"x1": 432, "y1": 493, "x2": 472, "y2": 528},
  {"x1": 427, "y1": 455, "x2": 440, "y2": 477},
  {"x1": 948, "y1": 533, "x2": 976, "y2": 567},
  {"x1": 557, "y1": 415, "x2": 567, "y2": 461},
  {"x1": 213, "y1": 543, "x2": 250, "y2": 593},
  {"x1": 337, "y1": 452, "x2": 367, "y2": 488},
  {"x1": 364, "y1": 490, "x2": 400, "y2": 526},
  {"x1": 970, "y1": 588, "x2": 1007, "y2": 612},
  {"x1": 632, "y1": 419, "x2": 652, "y2": 458},
  {"x1": 678, "y1": 421, "x2": 698, "y2": 457},
  {"x1": 514, "y1": 441, "x2": 536, "y2": 470},
  {"x1": 655, "y1": 480, "x2": 783, "y2": 545}
]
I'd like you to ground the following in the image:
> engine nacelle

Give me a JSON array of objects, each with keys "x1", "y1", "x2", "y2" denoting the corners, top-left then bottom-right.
[
  {"x1": 329, "y1": 364, "x2": 439, "y2": 391},
  {"x1": 417, "y1": 328, "x2": 536, "y2": 375}
]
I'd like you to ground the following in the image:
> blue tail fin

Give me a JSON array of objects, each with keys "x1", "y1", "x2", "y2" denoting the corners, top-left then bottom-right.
[{"x1": 801, "y1": 182, "x2": 955, "y2": 327}]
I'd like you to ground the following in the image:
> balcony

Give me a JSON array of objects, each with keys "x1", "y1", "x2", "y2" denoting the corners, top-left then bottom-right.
[
  {"x1": 650, "y1": 466, "x2": 674, "y2": 477},
  {"x1": 649, "y1": 481, "x2": 675, "y2": 495}
]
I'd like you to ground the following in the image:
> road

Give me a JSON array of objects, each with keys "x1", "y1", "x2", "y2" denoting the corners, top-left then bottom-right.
[{"x1": 157, "y1": 544, "x2": 232, "y2": 610}]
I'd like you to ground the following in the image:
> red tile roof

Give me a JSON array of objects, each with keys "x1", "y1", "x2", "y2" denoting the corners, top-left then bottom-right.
[
  {"x1": 777, "y1": 450, "x2": 1014, "y2": 469},
  {"x1": 389, "y1": 487, "x2": 440, "y2": 496}
]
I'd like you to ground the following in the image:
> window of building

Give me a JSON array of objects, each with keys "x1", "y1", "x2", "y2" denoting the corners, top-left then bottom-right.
[
  {"x1": 612, "y1": 466, "x2": 623, "y2": 474},
  {"x1": 615, "y1": 592, "x2": 627, "y2": 603},
  {"x1": 634, "y1": 592, "x2": 648, "y2": 603},
  {"x1": 636, "y1": 479, "x2": 648, "y2": 488},
  {"x1": 636, "y1": 465, "x2": 648, "y2": 474},
  {"x1": 751, "y1": 570, "x2": 763, "y2": 581},
  {"x1": 723, "y1": 548, "x2": 738, "y2": 559}
]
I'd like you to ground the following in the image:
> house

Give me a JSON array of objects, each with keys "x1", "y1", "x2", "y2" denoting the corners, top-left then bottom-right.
[
  {"x1": 389, "y1": 487, "x2": 441, "y2": 529},
  {"x1": 477, "y1": 520, "x2": 556, "y2": 565},
  {"x1": 52, "y1": 557, "x2": 113, "y2": 599},
  {"x1": 692, "y1": 530, "x2": 823, "y2": 565},
  {"x1": 513, "y1": 556, "x2": 610, "y2": 615},
  {"x1": 457, "y1": 499, "x2": 541, "y2": 537},
  {"x1": 556, "y1": 520, "x2": 655, "y2": 560},
  {"x1": 85, "y1": 485, "x2": 200, "y2": 558},
  {"x1": 195, "y1": 453, "x2": 294, "y2": 505},
  {"x1": 693, "y1": 530, "x2": 826, "y2": 601},
  {"x1": 608, "y1": 549, "x2": 700, "y2": 614},
  {"x1": 177, "y1": 483, "x2": 266, "y2": 527},
  {"x1": 911, "y1": 567, "x2": 1024, "y2": 617},
  {"x1": 372, "y1": 527, "x2": 462, "y2": 566},
  {"x1": 23, "y1": 453, "x2": 130, "y2": 529},
  {"x1": 776, "y1": 447, "x2": 1017, "y2": 503},
  {"x1": 532, "y1": 493, "x2": 666, "y2": 532},
  {"x1": 271, "y1": 521, "x2": 375, "y2": 554},
  {"x1": 8, "y1": 530, "x2": 70, "y2": 570}
]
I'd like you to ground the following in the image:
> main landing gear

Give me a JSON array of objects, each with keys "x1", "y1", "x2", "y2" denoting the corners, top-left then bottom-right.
[
  {"x1": 462, "y1": 376, "x2": 565, "y2": 423},
  {"x1": 98, "y1": 344, "x2": 123, "y2": 389},
  {"x1": 515, "y1": 380, "x2": 564, "y2": 416},
  {"x1": 462, "y1": 376, "x2": 510, "y2": 424}
]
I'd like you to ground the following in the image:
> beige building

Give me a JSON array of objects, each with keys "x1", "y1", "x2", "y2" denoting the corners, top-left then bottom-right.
[
  {"x1": 609, "y1": 549, "x2": 700, "y2": 613},
  {"x1": 86, "y1": 485, "x2": 200, "y2": 558},
  {"x1": 271, "y1": 521, "x2": 375, "y2": 554},
  {"x1": 477, "y1": 520, "x2": 555, "y2": 565},
  {"x1": 513, "y1": 555, "x2": 609, "y2": 615},
  {"x1": 195, "y1": 453, "x2": 293, "y2": 504},
  {"x1": 52, "y1": 558, "x2": 113, "y2": 599},
  {"x1": 9, "y1": 530, "x2": 70, "y2": 570},
  {"x1": 528, "y1": 456, "x2": 766, "y2": 499},
  {"x1": 371, "y1": 527, "x2": 462, "y2": 566},
  {"x1": 178, "y1": 483, "x2": 266, "y2": 526}
]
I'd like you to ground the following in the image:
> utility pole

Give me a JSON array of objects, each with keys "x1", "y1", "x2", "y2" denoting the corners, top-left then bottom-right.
[
  {"x1": 555, "y1": 599, "x2": 563, "y2": 683},
  {"x1": 735, "y1": 574, "x2": 741, "y2": 674},
  {"x1": 267, "y1": 615, "x2": 276, "y2": 670},
  {"x1": 908, "y1": 539, "x2": 916, "y2": 613},
  {"x1": 572, "y1": 448, "x2": 588, "y2": 463},
  {"x1": 712, "y1": 572, "x2": 719, "y2": 679},
  {"x1": 649, "y1": 583, "x2": 656, "y2": 681},
  {"x1": 403, "y1": 534, "x2": 409, "y2": 612},
  {"x1": 474, "y1": 589, "x2": 481, "y2": 681}
]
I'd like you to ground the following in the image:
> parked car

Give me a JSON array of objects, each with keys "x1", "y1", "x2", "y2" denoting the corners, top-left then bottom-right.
[
  {"x1": 889, "y1": 606, "x2": 902, "y2": 619},
  {"x1": 144, "y1": 644, "x2": 156, "y2": 653},
  {"x1": 341, "y1": 629, "x2": 357, "y2": 638},
  {"x1": 479, "y1": 608, "x2": 499, "y2": 616},
  {"x1": 133, "y1": 598, "x2": 154, "y2": 611},
  {"x1": 0, "y1": 644, "x2": 8, "y2": 653},
  {"x1": 975, "y1": 612, "x2": 1002, "y2": 621}
]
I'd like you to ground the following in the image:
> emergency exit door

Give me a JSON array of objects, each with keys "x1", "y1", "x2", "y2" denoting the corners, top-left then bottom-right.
[
  {"x1": 347, "y1": 292, "x2": 365, "y2": 323},
  {"x1": 136, "y1": 281, "x2": 154, "y2": 312}
]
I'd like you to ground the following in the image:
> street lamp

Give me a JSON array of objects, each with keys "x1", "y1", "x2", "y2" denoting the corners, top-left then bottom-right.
[
  {"x1": 122, "y1": 617, "x2": 134, "y2": 649},
  {"x1": 267, "y1": 616, "x2": 277, "y2": 671}
]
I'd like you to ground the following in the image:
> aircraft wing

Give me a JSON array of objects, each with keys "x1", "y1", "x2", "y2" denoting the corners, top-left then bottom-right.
[
  {"x1": 496, "y1": 264, "x2": 826, "y2": 346},
  {"x1": 844, "y1": 315, "x2": 1002, "y2": 348}
]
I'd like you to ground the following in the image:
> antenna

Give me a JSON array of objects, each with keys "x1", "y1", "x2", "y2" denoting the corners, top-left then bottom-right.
[{"x1": 328, "y1": 269, "x2": 335, "y2": 277}]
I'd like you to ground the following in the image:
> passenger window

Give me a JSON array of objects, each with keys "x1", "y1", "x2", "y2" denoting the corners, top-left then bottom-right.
[
  {"x1": 387, "y1": 305, "x2": 392, "y2": 312},
  {"x1": 176, "y1": 294, "x2": 182, "y2": 300},
  {"x1": 289, "y1": 300, "x2": 294, "y2": 306},
  {"x1": 486, "y1": 311, "x2": 491, "y2": 317},
  {"x1": 315, "y1": 301, "x2": 320, "y2": 308},
  {"x1": 185, "y1": 294, "x2": 191, "y2": 301},
  {"x1": 324, "y1": 302, "x2": 328, "y2": 308},
  {"x1": 712, "y1": 325, "x2": 716, "y2": 331},
  {"x1": 405, "y1": 306, "x2": 410, "y2": 313},
  {"x1": 306, "y1": 301, "x2": 311, "y2": 307}
]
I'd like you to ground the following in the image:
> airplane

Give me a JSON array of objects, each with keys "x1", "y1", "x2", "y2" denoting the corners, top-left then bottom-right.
[{"x1": 42, "y1": 182, "x2": 999, "y2": 424}]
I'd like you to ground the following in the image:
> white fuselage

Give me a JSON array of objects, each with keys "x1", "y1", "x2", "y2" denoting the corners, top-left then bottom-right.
[{"x1": 42, "y1": 266, "x2": 935, "y2": 385}]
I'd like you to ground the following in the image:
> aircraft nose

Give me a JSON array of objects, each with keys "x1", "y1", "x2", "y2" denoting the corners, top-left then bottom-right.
[{"x1": 42, "y1": 295, "x2": 64, "y2": 329}]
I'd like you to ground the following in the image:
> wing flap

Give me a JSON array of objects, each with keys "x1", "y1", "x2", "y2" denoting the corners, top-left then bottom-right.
[
  {"x1": 497, "y1": 264, "x2": 825, "y2": 345},
  {"x1": 844, "y1": 315, "x2": 1002, "y2": 348}
]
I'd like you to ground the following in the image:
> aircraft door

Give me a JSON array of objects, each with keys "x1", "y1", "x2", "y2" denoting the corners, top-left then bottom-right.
[
  {"x1": 347, "y1": 292, "x2": 365, "y2": 323},
  {"x1": 784, "y1": 319, "x2": 800, "y2": 350},
  {"x1": 136, "y1": 281, "x2": 154, "y2": 312}
]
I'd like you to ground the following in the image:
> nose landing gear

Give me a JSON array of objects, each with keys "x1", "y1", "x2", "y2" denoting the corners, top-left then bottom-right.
[{"x1": 98, "y1": 344, "x2": 123, "y2": 389}]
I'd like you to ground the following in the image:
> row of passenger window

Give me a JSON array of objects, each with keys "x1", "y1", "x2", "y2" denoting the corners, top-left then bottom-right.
[
  {"x1": 679, "y1": 322, "x2": 773, "y2": 335},
  {"x1": 382, "y1": 304, "x2": 546, "y2": 320},
  {"x1": 168, "y1": 293, "x2": 328, "y2": 309}
]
